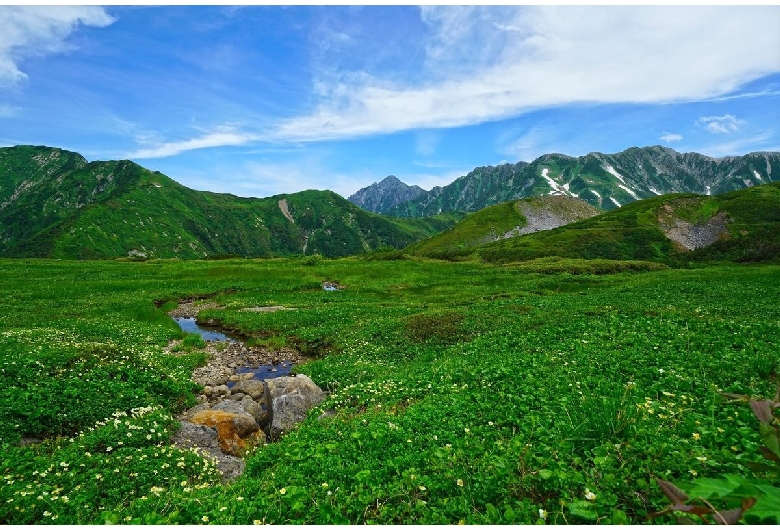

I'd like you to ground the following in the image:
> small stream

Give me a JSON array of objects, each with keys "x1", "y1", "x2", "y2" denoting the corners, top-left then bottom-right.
[
  {"x1": 173, "y1": 317, "x2": 296, "y2": 383},
  {"x1": 174, "y1": 317, "x2": 237, "y2": 342}
]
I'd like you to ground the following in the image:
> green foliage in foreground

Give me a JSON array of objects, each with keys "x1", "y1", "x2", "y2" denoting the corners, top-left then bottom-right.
[{"x1": 1, "y1": 258, "x2": 779, "y2": 524}]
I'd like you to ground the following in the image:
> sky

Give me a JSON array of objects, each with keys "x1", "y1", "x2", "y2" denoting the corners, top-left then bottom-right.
[{"x1": 1, "y1": 4, "x2": 780, "y2": 200}]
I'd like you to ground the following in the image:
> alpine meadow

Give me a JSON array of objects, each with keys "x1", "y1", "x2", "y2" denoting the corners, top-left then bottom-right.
[
  {"x1": 2, "y1": 4, "x2": 780, "y2": 526},
  {"x1": 1, "y1": 152, "x2": 780, "y2": 523}
]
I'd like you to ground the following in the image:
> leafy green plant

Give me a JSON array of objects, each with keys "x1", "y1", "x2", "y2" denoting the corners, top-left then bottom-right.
[{"x1": 651, "y1": 386, "x2": 780, "y2": 524}]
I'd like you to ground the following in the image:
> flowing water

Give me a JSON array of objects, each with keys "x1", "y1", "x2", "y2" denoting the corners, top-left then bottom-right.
[{"x1": 173, "y1": 316, "x2": 295, "y2": 382}]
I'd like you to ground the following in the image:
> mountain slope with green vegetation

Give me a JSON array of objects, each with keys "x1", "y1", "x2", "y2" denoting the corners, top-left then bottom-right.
[
  {"x1": 382, "y1": 146, "x2": 780, "y2": 217},
  {"x1": 0, "y1": 146, "x2": 461, "y2": 259},
  {"x1": 406, "y1": 195, "x2": 599, "y2": 258},
  {"x1": 464, "y1": 181, "x2": 780, "y2": 265}
]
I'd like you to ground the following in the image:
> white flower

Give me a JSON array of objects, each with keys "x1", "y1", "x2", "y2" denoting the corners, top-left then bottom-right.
[
  {"x1": 539, "y1": 509, "x2": 548, "y2": 519},
  {"x1": 584, "y1": 488, "x2": 597, "y2": 501}
]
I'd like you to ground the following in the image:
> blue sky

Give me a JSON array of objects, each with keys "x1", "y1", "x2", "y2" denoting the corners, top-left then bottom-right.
[{"x1": 1, "y1": 5, "x2": 779, "y2": 199}]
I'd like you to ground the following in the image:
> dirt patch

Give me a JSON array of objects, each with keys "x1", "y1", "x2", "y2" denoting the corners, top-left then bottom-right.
[{"x1": 168, "y1": 299, "x2": 225, "y2": 318}]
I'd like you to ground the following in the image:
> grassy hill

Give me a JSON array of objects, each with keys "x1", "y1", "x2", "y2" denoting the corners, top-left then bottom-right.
[
  {"x1": 0, "y1": 146, "x2": 461, "y2": 259},
  {"x1": 427, "y1": 181, "x2": 780, "y2": 265},
  {"x1": 406, "y1": 195, "x2": 599, "y2": 259}
]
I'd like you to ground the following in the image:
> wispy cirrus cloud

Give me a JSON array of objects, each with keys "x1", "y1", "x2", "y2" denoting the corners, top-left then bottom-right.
[
  {"x1": 0, "y1": 6, "x2": 114, "y2": 86},
  {"x1": 698, "y1": 114, "x2": 745, "y2": 134},
  {"x1": 125, "y1": 127, "x2": 259, "y2": 159},
  {"x1": 274, "y1": 6, "x2": 780, "y2": 142}
]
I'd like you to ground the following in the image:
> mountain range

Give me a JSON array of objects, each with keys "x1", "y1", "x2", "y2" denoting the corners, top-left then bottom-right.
[
  {"x1": 0, "y1": 145, "x2": 460, "y2": 259},
  {"x1": 350, "y1": 146, "x2": 780, "y2": 216},
  {"x1": 3, "y1": 144, "x2": 779, "y2": 263}
]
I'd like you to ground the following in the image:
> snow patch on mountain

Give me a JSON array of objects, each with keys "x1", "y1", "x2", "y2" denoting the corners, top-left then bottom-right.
[{"x1": 618, "y1": 184, "x2": 640, "y2": 200}]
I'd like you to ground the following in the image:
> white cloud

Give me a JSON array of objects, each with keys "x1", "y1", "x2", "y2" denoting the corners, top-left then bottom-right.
[
  {"x1": 126, "y1": 127, "x2": 259, "y2": 159},
  {"x1": 661, "y1": 133, "x2": 683, "y2": 143},
  {"x1": 275, "y1": 6, "x2": 780, "y2": 142},
  {"x1": 0, "y1": 6, "x2": 114, "y2": 86},
  {"x1": 698, "y1": 114, "x2": 745, "y2": 134}
]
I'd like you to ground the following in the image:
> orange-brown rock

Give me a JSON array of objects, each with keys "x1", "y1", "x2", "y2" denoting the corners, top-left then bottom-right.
[{"x1": 189, "y1": 410, "x2": 266, "y2": 456}]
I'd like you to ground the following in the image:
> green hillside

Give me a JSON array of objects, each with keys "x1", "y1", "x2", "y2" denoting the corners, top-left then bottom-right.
[
  {"x1": 406, "y1": 195, "x2": 599, "y2": 259},
  {"x1": 438, "y1": 181, "x2": 780, "y2": 265},
  {"x1": 0, "y1": 146, "x2": 460, "y2": 259}
]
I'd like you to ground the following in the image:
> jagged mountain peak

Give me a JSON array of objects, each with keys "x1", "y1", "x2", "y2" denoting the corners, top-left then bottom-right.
[
  {"x1": 385, "y1": 147, "x2": 780, "y2": 217},
  {"x1": 347, "y1": 175, "x2": 426, "y2": 214}
]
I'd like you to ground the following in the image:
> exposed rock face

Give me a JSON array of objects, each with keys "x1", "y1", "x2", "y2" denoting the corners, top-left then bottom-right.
[
  {"x1": 266, "y1": 375, "x2": 326, "y2": 441},
  {"x1": 505, "y1": 196, "x2": 600, "y2": 238},
  {"x1": 348, "y1": 175, "x2": 426, "y2": 213},
  {"x1": 661, "y1": 212, "x2": 729, "y2": 250}
]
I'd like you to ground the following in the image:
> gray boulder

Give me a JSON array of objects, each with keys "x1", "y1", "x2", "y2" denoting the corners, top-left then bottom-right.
[
  {"x1": 266, "y1": 374, "x2": 325, "y2": 441},
  {"x1": 232, "y1": 379, "x2": 265, "y2": 400}
]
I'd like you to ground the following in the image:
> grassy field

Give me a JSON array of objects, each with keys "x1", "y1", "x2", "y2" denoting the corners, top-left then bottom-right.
[{"x1": 1, "y1": 257, "x2": 778, "y2": 524}]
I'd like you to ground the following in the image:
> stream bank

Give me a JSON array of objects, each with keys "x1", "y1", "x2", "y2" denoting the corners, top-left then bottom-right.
[{"x1": 166, "y1": 299, "x2": 325, "y2": 481}]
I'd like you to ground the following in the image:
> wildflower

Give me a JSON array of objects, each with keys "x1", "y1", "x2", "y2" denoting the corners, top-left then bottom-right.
[
  {"x1": 43, "y1": 511, "x2": 51, "y2": 517},
  {"x1": 692, "y1": 433, "x2": 701, "y2": 441},
  {"x1": 419, "y1": 485, "x2": 427, "y2": 491},
  {"x1": 219, "y1": 507, "x2": 227, "y2": 512},
  {"x1": 456, "y1": 479, "x2": 464, "y2": 487},
  {"x1": 237, "y1": 496, "x2": 244, "y2": 501},
  {"x1": 253, "y1": 520, "x2": 263, "y2": 525},
  {"x1": 321, "y1": 483, "x2": 328, "y2": 488},
  {"x1": 279, "y1": 488, "x2": 287, "y2": 495},
  {"x1": 539, "y1": 509, "x2": 548, "y2": 519},
  {"x1": 181, "y1": 480, "x2": 188, "y2": 487},
  {"x1": 202, "y1": 515, "x2": 209, "y2": 522},
  {"x1": 696, "y1": 456, "x2": 707, "y2": 462},
  {"x1": 689, "y1": 469, "x2": 698, "y2": 476},
  {"x1": 584, "y1": 488, "x2": 597, "y2": 501}
]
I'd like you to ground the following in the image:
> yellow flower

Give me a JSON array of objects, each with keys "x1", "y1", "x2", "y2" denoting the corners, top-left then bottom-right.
[
  {"x1": 689, "y1": 469, "x2": 698, "y2": 476},
  {"x1": 279, "y1": 488, "x2": 287, "y2": 495},
  {"x1": 201, "y1": 515, "x2": 209, "y2": 522},
  {"x1": 456, "y1": 479, "x2": 464, "y2": 487},
  {"x1": 584, "y1": 488, "x2": 597, "y2": 501},
  {"x1": 321, "y1": 482, "x2": 329, "y2": 488},
  {"x1": 692, "y1": 433, "x2": 701, "y2": 441},
  {"x1": 539, "y1": 509, "x2": 548, "y2": 519}
]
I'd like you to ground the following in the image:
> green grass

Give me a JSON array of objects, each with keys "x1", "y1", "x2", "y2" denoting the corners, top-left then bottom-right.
[{"x1": 1, "y1": 257, "x2": 779, "y2": 524}]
